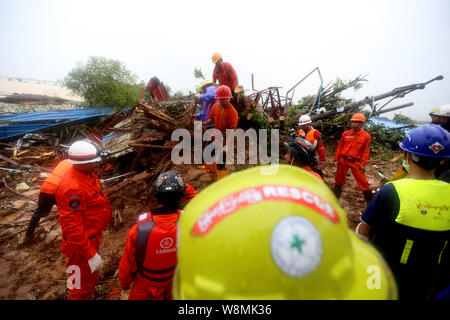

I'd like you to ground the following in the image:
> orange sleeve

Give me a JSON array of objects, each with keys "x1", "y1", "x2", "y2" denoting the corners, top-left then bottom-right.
[
  {"x1": 56, "y1": 187, "x2": 96, "y2": 259},
  {"x1": 229, "y1": 64, "x2": 238, "y2": 90},
  {"x1": 119, "y1": 225, "x2": 138, "y2": 289},
  {"x1": 212, "y1": 65, "x2": 219, "y2": 83},
  {"x1": 314, "y1": 130, "x2": 326, "y2": 162},
  {"x1": 183, "y1": 183, "x2": 198, "y2": 203},
  {"x1": 228, "y1": 107, "x2": 238, "y2": 129},
  {"x1": 208, "y1": 104, "x2": 217, "y2": 122},
  {"x1": 360, "y1": 133, "x2": 371, "y2": 167},
  {"x1": 335, "y1": 132, "x2": 344, "y2": 161}
]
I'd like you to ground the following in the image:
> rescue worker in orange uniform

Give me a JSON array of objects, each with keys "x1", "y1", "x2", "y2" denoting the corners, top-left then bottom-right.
[
  {"x1": 212, "y1": 52, "x2": 239, "y2": 106},
  {"x1": 56, "y1": 140, "x2": 112, "y2": 300},
  {"x1": 118, "y1": 171, "x2": 197, "y2": 300},
  {"x1": 21, "y1": 159, "x2": 73, "y2": 244},
  {"x1": 203, "y1": 85, "x2": 238, "y2": 180},
  {"x1": 297, "y1": 114, "x2": 326, "y2": 178},
  {"x1": 334, "y1": 113, "x2": 373, "y2": 204},
  {"x1": 285, "y1": 129, "x2": 323, "y2": 182}
]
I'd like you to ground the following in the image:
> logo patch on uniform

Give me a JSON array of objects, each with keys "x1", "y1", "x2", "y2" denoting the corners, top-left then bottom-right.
[
  {"x1": 429, "y1": 142, "x2": 444, "y2": 154},
  {"x1": 69, "y1": 199, "x2": 80, "y2": 211},
  {"x1": 271, "y1": 216, "x2": 322, "y2": 278},
  {"x1": 160, "y1": 237, "x2": 173, "y2": 249}
]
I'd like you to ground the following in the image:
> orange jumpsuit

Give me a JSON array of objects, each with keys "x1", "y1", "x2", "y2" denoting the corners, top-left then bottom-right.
[
  {"x1": 208, "y1": 102, "x2": 239, "y2": 137},
  {"x1": 32, "y1": 159, "x2": 73, "y2": 219},
  {"x1": 208, "y1": 102, "x2": 238, "y2": 170},
  {"x1": 119, "y1": 184, "x2": 197, "y2": 300},
  {"x1": 119, "y1": 210, "x2": 179, "y2": 300},
  {"x1": 183, "y1": 183, "x2": 198, "y2": 203},
  {"x1": 212, "y1": 62, "x2": 238, "y2": 92},
  {"x1": 55, "y1": 166, "x2": 111, "y2": 300},
  {"x1": 334, "y1": 128, "x2": 371, "y2": 191},
  {"x1": 297, "y1": 128, "x2": 326, "y2": 162}
]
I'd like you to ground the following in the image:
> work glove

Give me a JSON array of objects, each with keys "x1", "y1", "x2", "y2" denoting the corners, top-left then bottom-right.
[{"x1": 88, "y1": 253, "x2": 103, "y2": 273}]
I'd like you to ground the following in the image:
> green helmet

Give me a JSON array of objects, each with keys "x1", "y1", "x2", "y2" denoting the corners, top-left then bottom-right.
[{"x1": 173, "y1": 165, "x2": 397, "y2": 299}]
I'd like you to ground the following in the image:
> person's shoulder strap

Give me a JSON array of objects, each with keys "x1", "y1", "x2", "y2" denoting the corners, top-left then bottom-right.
[{"x1": 136, "y1": 211, "x2": 155, "y2": 267}]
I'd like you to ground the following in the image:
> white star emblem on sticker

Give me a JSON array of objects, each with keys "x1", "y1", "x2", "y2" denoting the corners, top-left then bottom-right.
[{"x1": 429, "y1": 142, "x2": 444, "y2": 154}]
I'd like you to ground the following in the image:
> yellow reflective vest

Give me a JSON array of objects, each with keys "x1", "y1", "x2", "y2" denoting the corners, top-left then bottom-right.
[{"x1": 390, "y1": 178, "x2": 450, "y2": 231}]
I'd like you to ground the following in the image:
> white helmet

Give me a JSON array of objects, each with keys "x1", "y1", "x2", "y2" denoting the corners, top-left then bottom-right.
[
  {"x1": 68, "y1": 140, "x2": 101, "y2": 164},
  {"x1": 298, "y1": 115, "x2": 312, "y2": 126},
  {"x1": 435, "y1": 104, "x2": 450, "y2": 117}
]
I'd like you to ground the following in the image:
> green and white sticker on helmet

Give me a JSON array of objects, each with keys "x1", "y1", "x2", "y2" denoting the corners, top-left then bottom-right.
[{"x1": 271, "y1": 216, "x2": 322, "y2": 277}]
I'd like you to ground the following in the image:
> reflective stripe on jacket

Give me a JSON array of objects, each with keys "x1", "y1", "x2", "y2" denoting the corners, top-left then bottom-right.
[
  {"x1": 297, "y1": 128, "x2": 326, "y2": 162},
  {"x1": 335, "y1": 129, "x2": 371, "y2": 167},
  {"x1": 55, "y1": 166, "x2": 111, "y2": 259}
]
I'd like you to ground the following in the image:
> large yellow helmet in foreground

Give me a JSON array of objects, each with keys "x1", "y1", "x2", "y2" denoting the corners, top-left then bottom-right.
[{"x1": 173, "y1": 165, "x2": 397, "y2": 299}]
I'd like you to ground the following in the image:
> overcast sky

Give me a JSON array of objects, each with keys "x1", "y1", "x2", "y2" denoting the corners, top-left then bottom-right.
[{"x1": 0, "y1": 0, "x2": 449, "y2": 121}]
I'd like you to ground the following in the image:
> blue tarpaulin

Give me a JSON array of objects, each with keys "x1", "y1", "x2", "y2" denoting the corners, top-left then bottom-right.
[
  {"x1": 368, "y1": 117, "x2": 413, "y2": 134},
  {"x1": 0, "y1": 107, "x2": 114, "y2": 140},
  {"x1": 0, "y1": 107, "x2": 112, "y2": 122}
]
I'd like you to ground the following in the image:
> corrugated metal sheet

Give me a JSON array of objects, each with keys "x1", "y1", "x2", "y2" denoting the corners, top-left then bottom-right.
[
  {"x1": 0, "y1": 107, "x2": 114, "y2": 140},
  {"x1": 0, "y1": 107, "x2": 112, "y2": 123}
]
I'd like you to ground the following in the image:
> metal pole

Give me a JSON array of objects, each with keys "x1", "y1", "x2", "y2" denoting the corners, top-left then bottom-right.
[
  {"x1": 311, "y1": 75, "x2": 443, "y2": 121},
  {"x1": 373, "y1": 102, "x2": 414, "y2": 116}
]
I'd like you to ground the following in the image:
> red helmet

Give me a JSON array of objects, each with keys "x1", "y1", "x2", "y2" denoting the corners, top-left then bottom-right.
[
  {"x1": 350, "y1": 113, "x2": 365, "y2": 122},
  {"x1": 215, "y1": 85, "x2": 233, "y2": 99}
]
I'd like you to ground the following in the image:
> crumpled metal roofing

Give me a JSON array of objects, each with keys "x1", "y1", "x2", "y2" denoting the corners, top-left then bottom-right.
[{"x1": 0, "y1": 107, "x2": 113, "y2": 140}]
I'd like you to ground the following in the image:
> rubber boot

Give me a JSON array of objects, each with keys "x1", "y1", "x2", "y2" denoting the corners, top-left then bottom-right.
[
  {"x1": 217, "y1": 169, "x2": 229, "y2": 180},
  {"x1": 334, "y1": 185, "x2": 342, "y2": 200},
  {"x1": 363, "y1": 190, "x2": 373, "y2": 205}
]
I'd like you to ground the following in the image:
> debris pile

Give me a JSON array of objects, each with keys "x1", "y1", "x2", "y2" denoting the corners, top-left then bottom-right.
[{"x1": 99, "y1": 100, "x2": 196, "y2": 201}]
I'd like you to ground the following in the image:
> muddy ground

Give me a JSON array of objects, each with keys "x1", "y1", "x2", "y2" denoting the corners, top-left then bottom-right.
[{"x1": 0, "y1": 142, "x2": 401, "y2": 300}]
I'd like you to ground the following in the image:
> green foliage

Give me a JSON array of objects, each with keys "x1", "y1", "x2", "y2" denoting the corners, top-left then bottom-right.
[
  {"x1": 285, "y1": 105, "x2": 306, "y2": 128},
  {"x1": 172, "y1": 91, "x2": 185, "y2": 99},
  {"x1": 296, "y1": 95, "x2": 315, "y2": 107},
  {"x1": 63, "y1": 56, "x2": 141, "y2": 110},
  {"x1": 53, "y1": 288, "x2": 69, "y2": 300},
  {"x1": 93, "y1": 285, "x2": 112, "y2": 300},
  {"x1": 366, "y1": 123, "x2": 406, "y2": 160},
  {"x1": 193, "y1": 67, "x2": 205, "y2": 80},
  {"x1": 393, "y1": 113, "x2": 415, "y2": 125}
]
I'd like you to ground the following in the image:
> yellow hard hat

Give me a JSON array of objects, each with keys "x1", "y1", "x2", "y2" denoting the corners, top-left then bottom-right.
[
  {"x1": 212, "y1": 52, "x2": 222, "y2": 64},
  {"x1": 234, "y1": 86, "x2": 243, "y2": 94},
  {"x1": 173, "y1": 165, "x2": 397, "y2": 300},
  {"x1": 200, "y1": 79, "x2": 213, "y2": 89}
]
